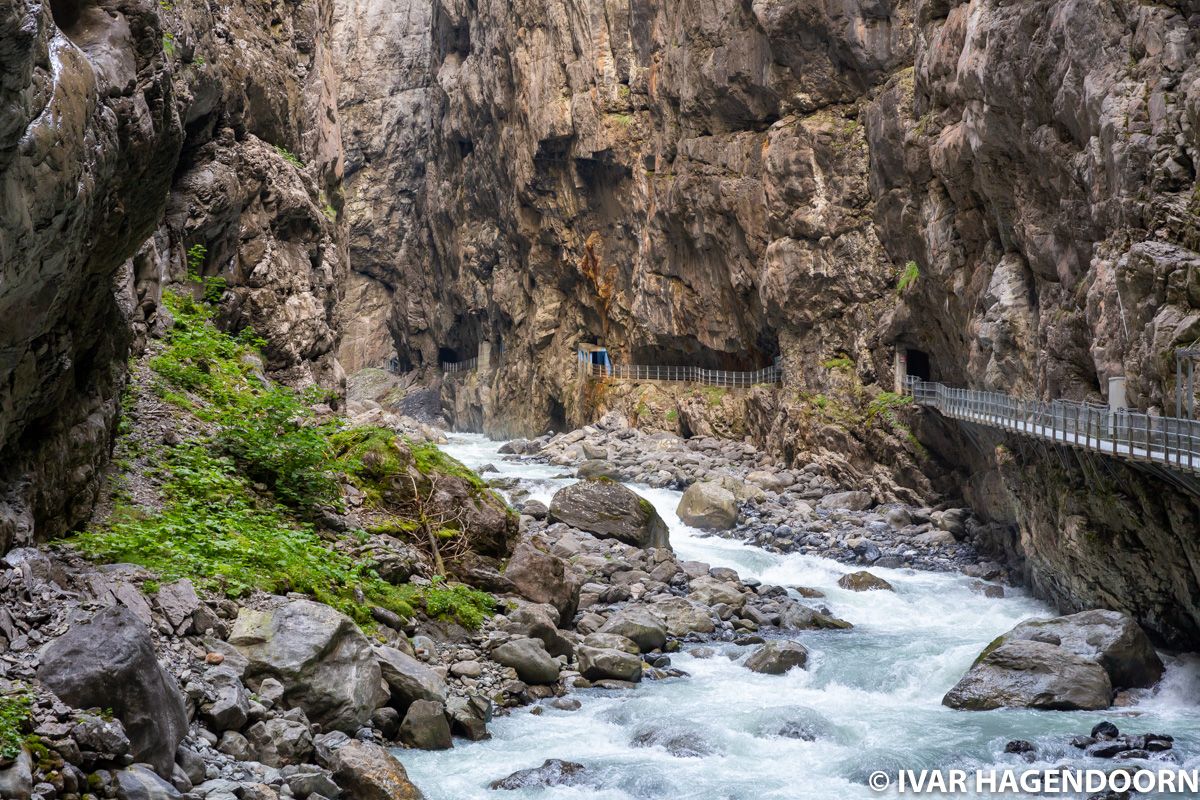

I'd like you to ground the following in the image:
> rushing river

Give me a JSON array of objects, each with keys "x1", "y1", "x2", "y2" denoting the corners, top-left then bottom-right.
[{"x1": 397, "y1": 434, "x2": 1200, "y2": 799}]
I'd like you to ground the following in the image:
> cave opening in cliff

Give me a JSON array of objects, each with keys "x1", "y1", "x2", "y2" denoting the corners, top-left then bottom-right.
[
  {"x1": 906, "y1": 348, "x2": 932, "y2": 381},
  {"x1": 437, "y1": 346, "x2": 460, "y2": 365},
  {"x1": 546, "y1": 397, "x2": 567, "y2": 434},
  {"x1": 49, "y1": 0, "x2": 84, "y2": 36}
]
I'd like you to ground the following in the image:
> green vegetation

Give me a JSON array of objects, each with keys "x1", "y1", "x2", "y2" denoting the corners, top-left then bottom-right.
[
  {"x1": 897, "y1": 260, "x2": 920, "y2": 295},
  {"x1": 608, "y1": 113, "x2": 634, "y2": 127},
  {"x1": 665, "y1": 409, "x2": 679, "y2": 423},
  {"x1": 0, "y1": 691, "x2": 32, "y2": 761},
  {"x1": 162, "y1": 32, "x2": 176, "y2": 57},
  {"x1": 75, "y1": 292, "x2": 495, "y2": 629},
  {"x1": 699, "y1": 386, "x2": 726, "y2": 407},
  {"x1": 821, "y1": 355, "x2": 854, "y2": 371},
  {"x1": 274, "y1": 145, "x2": 304, "y2": 169},
  {"x1": 408, "y1": 440, "x2": 486, "y2": 491}
]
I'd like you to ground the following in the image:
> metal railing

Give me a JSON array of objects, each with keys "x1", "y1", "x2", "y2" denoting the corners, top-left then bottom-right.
[
  {"x1": 441, "y1": 356, "x2": 478, "y2": 374},
  {"x1": 582, "y1": 362, "x2": 782, "y2": 388},
  {"x1": 905, "y1": 378, "x2": 1200, "y2": 475}
]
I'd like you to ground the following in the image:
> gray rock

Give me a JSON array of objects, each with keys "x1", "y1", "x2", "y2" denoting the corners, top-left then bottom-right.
[
  {"x1": 943, "y1": 639, "x2": 1113, "y2": 710},
  {"x1": 322, "y1": 739, "x2": 425, "y2": 799},
  {"x1": 445, "y1": 695, "x2": 492, "y2": 741},
  {"x1": 0, "y1": 747, "x2": 32, "y2": 800},
  {"x1": 228, "y1": 599, "x2": 388, "y2": 732},
  {"x1": 1003, "y1": 610, "x2": 1163, "y2": 690},
  {"x1": 676, "y1": 481, "x2": 739, "y2": 530},
  {"x1": 489, "y1": 759, "x2": 588, "y2": 790},
  {"x1": 500, "y1": 602, "x2": 574, "y2": 658},
  {"x1": 217, "y1": 730, "x2": 253, "y2": 761},
  {"x1": 114, "y1": 764, "x2": 182, "y2": 799},
  {"x1": 577, "y1": 460, "x2": 620, "y2": 480},
  {"x1": 154, "y1": 580, "x2": 201, "y2": 634},
  {"x1": 374, "y1": 646, "x2": 447, "y2": 712},
  {"x1": 744, "y1": 641, "x2": 809, "y2": 674},
  {"x1": 598, "y1": 609, "x2": 668, "y2": 652},
  {"x1": 72, "y1": 713, "x2": 132, "y2": 758},
  {"x1": 245, "y1": 718, "x2": 314, "y2": 767},
  {"x1": 490, "y1": 638, "x2": 560, "y2": 684},
  {"x1": 283, "y1": 765, "x2": 341, "y2": 799},
  {"x1": 503, "y1": 540, "x2": 582, "y2": 625},
  {"x1": 201, "y1": 667, "x2": 250, "y2": 732},
  {"x1": 576, "y1": 645, "x2": 643, "y2": 682},
  {"x1": 837, "y1": 571, "x2": 894, "y2": 592},
  {"x1": 549, "y1": 480, "x2": 670, "y2": 549},
  {"x1": 399, "y1": 699, "x2": 452, "y2": 750},
  {"x1": 38, "y1": 606, "x2": 188, "y2": 777},
  {"x1": 818, "y1": 491, "x2": 874, "y2": 511}
]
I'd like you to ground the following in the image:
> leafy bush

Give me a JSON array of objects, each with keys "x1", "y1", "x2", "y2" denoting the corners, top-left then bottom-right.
[
  {"x1": 0, "y1": 691, "x2": 31, "y2": 761},
  {"x1": 155, "y1": 293, "x2": 341, "y2": 511},
  {"x1": 72, "y1": 444, "x2": 416, "y2": 624},
  {"x1": 821, "y1": 356, "x2": 854, "y2": 371},
  {"x1": 897, "y1": 260, "x2": 920, "y2": 294},
  {"x1": 273, "y1": 145, "x2": 304, "y2": 169},
  {"x1": 422, "y1": 577, "x2": 495, "y2": 630}
]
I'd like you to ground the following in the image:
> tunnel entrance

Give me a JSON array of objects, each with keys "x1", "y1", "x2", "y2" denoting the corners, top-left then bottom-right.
[
  {"x1": 906, "y1": 349, "x2": 931, "y2": 381},
  {"x1": 437, "y1": 346, "x2": 459, "y2": 365}
]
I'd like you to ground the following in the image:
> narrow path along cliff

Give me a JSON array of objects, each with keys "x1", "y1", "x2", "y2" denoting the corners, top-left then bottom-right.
[{"x1": 392, "y1": 432, "x2": 1200, "y2": 799}]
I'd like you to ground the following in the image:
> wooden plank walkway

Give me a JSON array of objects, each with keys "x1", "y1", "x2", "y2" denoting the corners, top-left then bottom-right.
[{"x1": 907, "y1": 379, "x2": 1200, "y2": 476}]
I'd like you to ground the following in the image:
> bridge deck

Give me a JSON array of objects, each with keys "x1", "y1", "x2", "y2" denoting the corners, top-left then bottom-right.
[{"x1": 907, "y1": 379, "x2": 1200, "y2": 475}]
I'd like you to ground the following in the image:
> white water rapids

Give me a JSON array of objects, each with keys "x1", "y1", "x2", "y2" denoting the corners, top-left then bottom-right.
[{"x1": 396, "y1": 434, "x2": 1200, "y2": 799}]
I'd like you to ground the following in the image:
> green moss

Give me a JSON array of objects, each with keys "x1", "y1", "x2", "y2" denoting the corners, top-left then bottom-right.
[
  {"x1": 821, "y1": 356, "x2": 854, "y2": 371},
  {"x1": 699, "y1": 387, "x2": 726, "y2": 407},
  {"x1": 897, "y1": 260, "x2": 920, "y2": 295},
  {"x1": 273, "y1": 145, "x2": 304, "y2": 169},
  {"x1": 665, "y1": 409, "x2": 678, "y2": 423},
  {"x1": 408, "y1": 440, "x2": 486, "y2": 491},
  {"x1": 0, "y1": 690, "x2": 32, "y2": 761},
  {"x1": 422, "y1": 577, "x2": 494, "y2": 630}
]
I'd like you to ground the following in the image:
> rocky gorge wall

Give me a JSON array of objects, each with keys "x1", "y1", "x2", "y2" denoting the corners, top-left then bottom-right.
[
  {"x1": 0, "y1": 0, "x2": 350, "y2": 549},
  {"x1": 334, "y1": 0, "x2": 1200, "y2": 646}
]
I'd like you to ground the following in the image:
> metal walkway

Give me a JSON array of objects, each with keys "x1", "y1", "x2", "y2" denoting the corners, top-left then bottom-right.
[
  {"x1": 906, "y1": 379, "x2": 1200, "y2": 476},
  {"x1": 582, "y1": 363, "x2": 782, "y2": 389}
]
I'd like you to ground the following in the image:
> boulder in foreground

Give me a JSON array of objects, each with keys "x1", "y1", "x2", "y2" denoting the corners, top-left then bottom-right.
[
  {"x1": 38, "y1": 606, "x2": 188, "y2": 778},
  {"x1": 675, "y1": 481, "x2": 738, "y2": 530},
  {"x1": 549, "y1": 480, "x2": 670, "y2": 549},
  {"x1": 943, "y1": 608, "x2": 1163, "y2": 712}
]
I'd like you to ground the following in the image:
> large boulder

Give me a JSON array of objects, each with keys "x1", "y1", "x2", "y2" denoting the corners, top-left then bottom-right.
[
  {"x1": 1001, "y1": 610, "x2": 1163, "y2": 690},
  {"x1": 322, "y1": 739, "x2": 425, "y2": 800},
  {"x1": 598, "y1": 609, "x2": 668, "y2": 652},
  {"x1": 503, "y1": 540, "x2": 582, "y2": 625},
  {"x1": 576, "y1": 645, "x2": 643, "y2": 682},
  {"x1": 837, "y1": 571, "x2": 894, "y2": 592},
  {"x1": 499, "y1": 601, "x2": 574, "y2": 658},
  {"x1": 228, "y1": 599, "x2": 388, "y2": 732},
  {"x1": 688, "y1": 576, "x2": 747, "y2": 610},
  {"x1": 113, "y1": 764, "x2": 182, "y2": 799},
  {"x1": 943, "y1": 639, "x2": 1113, "y2": 711},
  {"x1": 490, "y1": 638, "x2": 561, "y2": 684},
  {"x1": 375, "y1": 646, "x2": 447, "y2": 713},
  {"x1": 817, "y1": 491, "x2": 873, "y2": 511},
  {"x1": 549, "y1": 481, "x2": 670, "y2": 549},
  {"x1": 38, "y1": 606, "x2": 188, "y2": 778},
  {"x1": 489, "y1": 760, "x2": 588, "y2": 790},
  {"x1": 650, "y1": 597, "x2": 715, "y2": 636},
  {"x1": 675, "y1": 482, "x2": 738, "y2": 530},
  {"x1": 399, "y1": 699, "x2": 452, "y2": 750},
  {"x1": 744, "y1": 641, "x2": 809, "y2": 675}
]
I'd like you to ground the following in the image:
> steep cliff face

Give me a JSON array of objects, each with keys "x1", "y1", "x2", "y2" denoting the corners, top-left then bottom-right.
[
  {"x1": 876, "y1": 0, "x2": 1200, "y2": 648},
  {"x1": 335, "y1": 0, "x2": 1200, "y2": 644},
  {"x1": 0, "y1": 0, "x2": 181, "y2": 549},
  {"x1": 0, "y1": 0, "x2": 349, "y2": 549}
]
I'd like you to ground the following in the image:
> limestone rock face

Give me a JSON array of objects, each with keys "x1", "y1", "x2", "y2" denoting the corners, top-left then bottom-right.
[
  {"x1": 229, "y1": 599, "x2": 389, "y2": 732},
  {"x1": 0, "y1": 0, "x2": 181, "y2": 551},
  {"x1": 38, "y1": 606, "x2": 188, "y2": 778},
  {"x1": 549, "y1": 481, "x2": 670, "y2": 549}
]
